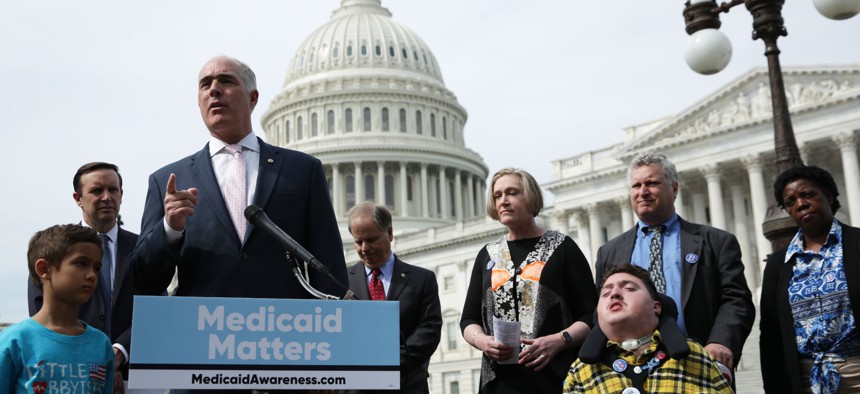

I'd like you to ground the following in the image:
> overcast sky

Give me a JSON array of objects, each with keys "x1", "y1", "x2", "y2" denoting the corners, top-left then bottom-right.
[{"x1": 1, "y1": 1, "x2": 857, "y2": 322}]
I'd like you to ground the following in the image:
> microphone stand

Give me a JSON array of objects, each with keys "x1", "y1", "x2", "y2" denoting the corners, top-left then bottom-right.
[{"x1": 283, "y1": 251, "x2": 358, "y2": 300}]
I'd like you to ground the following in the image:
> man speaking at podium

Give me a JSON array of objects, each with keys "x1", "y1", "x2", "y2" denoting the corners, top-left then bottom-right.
[{"x1": 130, "y1": 55, "x2": 347, "y2": 302}]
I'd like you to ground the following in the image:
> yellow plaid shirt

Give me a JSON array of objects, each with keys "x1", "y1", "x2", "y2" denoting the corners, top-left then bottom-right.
[{"x1": 563, "y1": 330, "x2": 733, "y2": 394}]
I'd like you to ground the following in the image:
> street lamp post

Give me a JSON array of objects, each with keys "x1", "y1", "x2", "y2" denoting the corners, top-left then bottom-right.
[{"x1": 681, "y1": 0, "x2": 860, "y2": 249}]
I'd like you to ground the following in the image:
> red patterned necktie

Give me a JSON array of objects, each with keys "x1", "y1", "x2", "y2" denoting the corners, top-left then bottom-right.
[{"x1": 369, "y1": 268, "x2": 386, "y2": 301}]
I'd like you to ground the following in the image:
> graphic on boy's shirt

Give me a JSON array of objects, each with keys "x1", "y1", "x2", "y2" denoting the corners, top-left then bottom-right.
[
  {"x1": 25, "y1": 359, "x2": 109, "y2": 393},
  {"x1": 32, "y1": 380, "x2": 46, "y2": 394}
]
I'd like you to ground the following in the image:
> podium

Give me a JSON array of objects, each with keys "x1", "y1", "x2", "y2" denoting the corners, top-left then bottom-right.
[{"x1": 128, "y1": 296, "x2": 400, "y2": 390}]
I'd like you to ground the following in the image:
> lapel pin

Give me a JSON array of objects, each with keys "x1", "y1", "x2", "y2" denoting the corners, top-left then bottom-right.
[
  {"x1": 685, "y1": 253, "x2": 699, "y2": 264},
  {"x1": 267, "y1": 159, "x2": 274, "y2": 164},
  {"x1": 401, "y1": 273, "x2": 406, "y2": 277}
]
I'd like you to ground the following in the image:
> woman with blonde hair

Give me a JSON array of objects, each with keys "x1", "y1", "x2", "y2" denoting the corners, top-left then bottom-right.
[{"x1": 460, "y1": 168, "x2": 597, "y2": 393}]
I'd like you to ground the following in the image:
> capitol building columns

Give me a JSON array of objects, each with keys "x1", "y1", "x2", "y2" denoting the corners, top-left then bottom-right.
[
  {"x1": 322, "y1": 160, "x2": 488, "y2": 224},
  {"x1": 552, "y1": 209, "x2": 571, "y2": 235},
  {"x1": 674, "y1": 186, "x2": 687, "y2": 220},
  {"x1": 615, "y1": 196, "x2": 634, "y2": 231},
  {"x1": 354, "y1": 162, "x2": 364, "y2": 208},
  {"x1": 742, "y1": 154, "x2": 771, "y2": 279},
  {"x1": 731, "y1": 181, "x2": 757, "y2": 289},
  {"x1": 690, "y1": 190, "x2": 708, "y2": 225},
  {"x1": 835, "y1": 132, "x2": 860, "y2": 225},
  {"x1": 399, "y1": 161, "x2": 408, "y2": 217},
  {"x1": 701, "y1": 164, "x2": 727, "y2": 231},
  {"x1": 585, "y1": 203, "x2": 603, "y2": 264},
  {"x1": 331, "y1": 163, "x2": 342, "y2": 217}
]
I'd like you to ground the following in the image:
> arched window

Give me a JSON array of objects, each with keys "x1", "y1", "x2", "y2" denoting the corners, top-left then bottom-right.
[
  {"x1": 285, "y1": 120, "x2": 291, "y2": 144},
  {"x1": 297, "y1": 116, "x2": 303, "y2": 140},
  {"x1": 327, "y1": 110, "x2": 335, "y2": 134},
  {"x1": 389, "y1": 46, "x2": 395, "y2": 57},
  {"x1": 360, "y1": 44, "x2": 367, "y2": 56},
  {"x1": 345, "y1": 108, "x2": 353, "y2": 132},
  {"x1": 399, "y1": 109, "x2": 407, "y2": 133},
  {"x1": 442, "y1": 116, "x2": 447, "y2": 140},
  {"x1": 363, "y1": 107, "x2": 371, "y2": 132},
  {"x1": 385, "y1": 175, "x2": 394, "y2": 207},
  {"x1": 347, "y1": 45, "x2": 353, "y2": 57},
  {"x1": 430, "y1": 113, "x2": 436, "y2": 137},
  {"x1": 375, "y1": 45, "x2": 381, "y2": 56},
  {"x1": 311, "y1": 113, "x2": 318, "y2": 137},
  {"x1": 381, "y1": 107, "x2": 390, "y2": 132},
  {"x1": 346, "y1": 176, "x2": 355, "y2": 208},
  {"x1": 332, "y1": 46, "x2": 339, "y2": 59},
  {"x1": 415, "y1": 111, "x2": 423, "y2": 134},
  {"x1": 365, "y1": 175, "x2": 375, "y2": 201}
]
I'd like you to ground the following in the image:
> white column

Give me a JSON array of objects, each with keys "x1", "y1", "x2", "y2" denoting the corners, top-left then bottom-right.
[
  {"x1": 466, "y1": 175, "x2": 475, "y2": 218},
  {"x1": 616, "y1": 196, "x2": 633, "y2": 231},
  {"x1": 553, "y1": 209, "x2": 570, "y2": 234},
  {"x1": 399, "y1": 161, "x2": 408, "y2": 217},
  {"x1": 332, "y1": 163, "x2": 341, "y2": 216},
  {"x1": 799, "y1": 142, "x2": 814, "y2": 165},
  {"x1": 675, "y1": 187, "x2": 687, "y2": 219},
  {"x1": 835, "y1": 132, "x2": 860, "y2": 226},
  {"x1": 573, "y1": 211, "x2": 592, "y2": 269},
  {"x1": 354, "y1": 162, "x2": 364, "y2": 206},
  {"x1": 376, "y1": 161, "x2": 385, "y2": 205},
  {"x1": 420, "y1": 163, "x2": 429, "y2": 218},
  {"x1": 586, "y1": 203, "x2": 603, "y2": 264},
  {"x1": 701, "y1": 165, "x2": 727, "y2": 230},
  {"x1": 454, "y1": 170, "x2": 463, "y2": 220},
  {"x1": 692, "y1": 192, "x2": 708, "y2": 225},
  {"x1": 439, "y1": 166, "x2": 449, "y2": 220},
  {"x1": 742, "y1": 154, "x2": 771, "y2": 273},
  {"x1": 731, "y1": 183, "x2": 757, "y2": 288}
]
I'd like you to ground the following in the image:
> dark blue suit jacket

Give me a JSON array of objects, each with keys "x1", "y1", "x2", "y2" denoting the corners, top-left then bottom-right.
[
  {"x1": 594, "y1": 217, "x2": 755, "y2": 367},
  {"x1": 346, "y1": 256, "x2": 442, "y2": 393},
  {"x1": 130, "y1": 138, "x2": 348, "y2": 299},
  {"x1": 28, "y1": 226, "x2": 139, "y2": 375}
]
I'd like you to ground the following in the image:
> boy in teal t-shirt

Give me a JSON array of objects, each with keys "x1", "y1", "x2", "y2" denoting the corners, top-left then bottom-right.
[{"x1": 0, "y1": 224, "x2": 115, "y2": 393}]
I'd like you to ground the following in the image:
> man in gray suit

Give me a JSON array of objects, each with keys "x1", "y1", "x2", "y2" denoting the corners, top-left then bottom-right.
[
  {"x1": 594, "y1": 152, "x2": 754, "y2": 372},
  {"x1": 346, "y1": 202, "x2": 442, "y2": 393}
]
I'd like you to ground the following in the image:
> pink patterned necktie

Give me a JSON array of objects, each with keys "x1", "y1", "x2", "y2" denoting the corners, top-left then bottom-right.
[
  {"x1": 369, "y1": 268, "x2": 386, "y2": 300},
  {"x1": 224, "y1": 144, "x2": 247, "y2": 241}
]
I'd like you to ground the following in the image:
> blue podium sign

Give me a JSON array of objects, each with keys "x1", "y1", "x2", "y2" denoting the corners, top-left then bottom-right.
[{"x1": 128, "y1": 296, "x2": 400, "y2": 390}]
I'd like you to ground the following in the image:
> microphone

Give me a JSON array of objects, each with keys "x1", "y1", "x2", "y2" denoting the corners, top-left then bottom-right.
[{"x1": 243, "y1": 205, "x2": 331, "y2": 276}]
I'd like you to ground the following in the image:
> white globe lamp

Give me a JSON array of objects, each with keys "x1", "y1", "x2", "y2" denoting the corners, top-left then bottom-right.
[
  {"x1": 813, "y1": 0, "x2": 860, "y2": 20},
  {"x1": 684, "y1": 28, "x2": 732, "y2": 75}
]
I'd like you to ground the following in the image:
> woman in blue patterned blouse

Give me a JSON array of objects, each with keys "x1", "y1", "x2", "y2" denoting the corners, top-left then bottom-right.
[{"x1": 761, "y1": 166, "x2": 860, "y2": 394}]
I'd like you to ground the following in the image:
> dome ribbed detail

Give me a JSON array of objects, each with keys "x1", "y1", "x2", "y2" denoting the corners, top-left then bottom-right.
[{"x1": 282, "y1": 0, "x2": 443, "y2": 88}]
